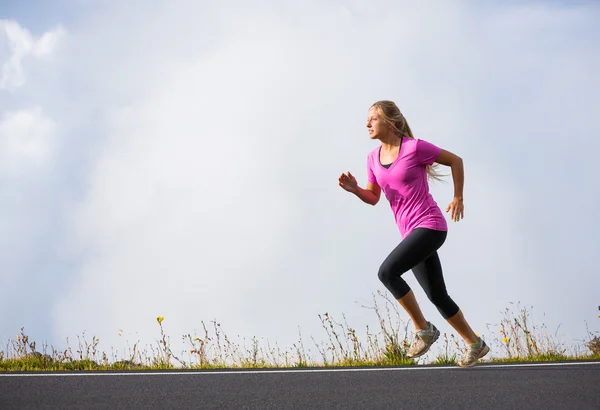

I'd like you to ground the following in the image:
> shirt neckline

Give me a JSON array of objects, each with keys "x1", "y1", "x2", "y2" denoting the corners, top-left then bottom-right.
[{"x1": 377, "y1": 137, "x2": 404, "y2": 171}]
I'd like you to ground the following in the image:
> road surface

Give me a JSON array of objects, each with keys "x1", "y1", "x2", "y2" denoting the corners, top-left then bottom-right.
[{"x1": 1, "y1": 361, "x2": 599, "y2": 409}]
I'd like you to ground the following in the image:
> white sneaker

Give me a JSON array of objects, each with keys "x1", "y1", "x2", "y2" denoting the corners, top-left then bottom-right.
[
  {"x1": 407, "y1": 322, "x2": 440, "y2": 359},
  {"x1": 457, "y1": 337, "x2": 490, "y2": 368}
]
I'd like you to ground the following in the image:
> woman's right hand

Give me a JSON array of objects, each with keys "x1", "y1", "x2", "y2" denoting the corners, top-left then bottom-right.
[{"x1": 338, "y1": 171, "x2": 358, "y2": 193}]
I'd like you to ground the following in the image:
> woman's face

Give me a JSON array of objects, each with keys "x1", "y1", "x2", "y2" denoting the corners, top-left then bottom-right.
[{"x1": 366, "y1": 106, "x2": 390, "y2": 140}]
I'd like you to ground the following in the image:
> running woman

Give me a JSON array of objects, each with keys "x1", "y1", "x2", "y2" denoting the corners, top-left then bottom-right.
[{"x1": 338, "y1": 100, "x2": 489, "y2": 368}]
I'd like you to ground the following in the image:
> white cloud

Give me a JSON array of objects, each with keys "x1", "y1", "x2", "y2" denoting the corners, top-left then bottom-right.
[
  {"x1": 0, "y1": 19, "x2": 65, "y2": 90},
  {"x1": 0, "y1": 106, "x2": 56, "y2": 175}
]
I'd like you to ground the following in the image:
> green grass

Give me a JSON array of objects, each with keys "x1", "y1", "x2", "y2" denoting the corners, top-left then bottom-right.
[{"x1": 1, "y1": 292, "x2": 598, "y2": 371}]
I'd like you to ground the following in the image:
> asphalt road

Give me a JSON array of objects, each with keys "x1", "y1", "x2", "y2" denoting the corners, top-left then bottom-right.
[{"x1": 1, "y1": 361, "x2": 599, "y2": 409}]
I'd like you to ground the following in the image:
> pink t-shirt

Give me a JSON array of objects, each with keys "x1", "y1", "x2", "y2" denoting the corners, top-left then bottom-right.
[{"x1": 367, "y1": 137, "x2": 448, "y2": 239}]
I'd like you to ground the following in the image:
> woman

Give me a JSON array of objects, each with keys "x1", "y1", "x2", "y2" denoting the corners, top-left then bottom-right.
[{"x1": 338, "y1": 100, "x2": 489, "y2": 368}]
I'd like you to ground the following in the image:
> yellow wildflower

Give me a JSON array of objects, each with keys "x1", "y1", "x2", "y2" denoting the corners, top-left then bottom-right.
[
  {"x1": 157, "y1": 316, "x2": 164, "y2": 324},
  {"x1": 502, "y1": 337, "x2": 509, "y2": 344}
]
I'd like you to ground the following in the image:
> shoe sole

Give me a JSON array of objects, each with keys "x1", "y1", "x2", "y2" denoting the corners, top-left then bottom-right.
[
  {"x1": 457, "y1": 343, "x2": 490, "y2": 368},
  {"x1": 406, "y1": 328, "x2": 440, "y2": 359}
]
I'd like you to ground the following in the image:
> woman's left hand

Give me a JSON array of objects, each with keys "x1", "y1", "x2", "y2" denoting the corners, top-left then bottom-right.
[{"x1": 446, "y1": 197, "x2": 464, "y2": 222}]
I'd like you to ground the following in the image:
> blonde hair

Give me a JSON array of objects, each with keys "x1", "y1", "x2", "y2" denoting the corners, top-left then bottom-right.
[{"x1": 371, "y1": 100, "x2": 445, "y2": 182}]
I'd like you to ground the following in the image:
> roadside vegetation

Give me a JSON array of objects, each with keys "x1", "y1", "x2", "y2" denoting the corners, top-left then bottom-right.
[{"x1": 2, "y1": 292, "x2": 598, "y2": 371}]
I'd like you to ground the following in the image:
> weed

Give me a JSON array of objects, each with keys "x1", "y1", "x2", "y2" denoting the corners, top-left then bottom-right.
[{"x1": 1, "y1": 295, "x2": 598, "y2": 371}]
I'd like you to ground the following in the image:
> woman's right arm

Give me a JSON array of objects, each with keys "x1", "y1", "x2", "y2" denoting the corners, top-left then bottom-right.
[
  {"x1": 354, "y1": 182, "x2": 381, "y2": 206},
  {"x1": 338, "y1": 172, "x2": 381, "y2": 206}
]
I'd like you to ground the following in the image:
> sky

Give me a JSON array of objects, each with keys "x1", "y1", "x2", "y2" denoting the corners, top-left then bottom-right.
[{"x1": 1, "y1": 0, "x2": 599, "y2": 364}]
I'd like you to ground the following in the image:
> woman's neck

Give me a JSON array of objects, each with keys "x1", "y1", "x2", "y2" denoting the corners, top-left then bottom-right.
[{"x1": 379, "y1": 133, "x2": 401, "y2": 152}]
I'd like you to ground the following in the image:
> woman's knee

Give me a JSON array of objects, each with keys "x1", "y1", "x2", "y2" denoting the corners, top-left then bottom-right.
[
  {"x1": 378, "y1": 254, "x2": 412, "y2": 284},
  {"x1": 378, "y1": 262, "x2": 411, "y2": 299},
  {"x1": 377, "y1": 261, "x2": 392, "y2": 284}
]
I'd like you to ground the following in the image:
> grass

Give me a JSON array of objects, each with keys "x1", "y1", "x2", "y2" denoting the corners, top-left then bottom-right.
[{"x1": 1, "y1": 291, "x2": 598, "y2": 372}]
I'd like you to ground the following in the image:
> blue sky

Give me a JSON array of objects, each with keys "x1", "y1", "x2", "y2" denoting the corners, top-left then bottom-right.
[
  {"x1": 1, "y1": 0, "x2": 599, "y2": 363},
  {"x1": 1, "y1": 0, "x2": 78, "y2": 31}
]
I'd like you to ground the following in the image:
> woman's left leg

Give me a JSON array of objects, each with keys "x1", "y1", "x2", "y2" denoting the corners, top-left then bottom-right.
[
  {"x1": 412, "y1": 252, "x2": 478, "y2": 344},
  {"x1": 412, "y1": 251, "x2": 490, "y2": 366}
]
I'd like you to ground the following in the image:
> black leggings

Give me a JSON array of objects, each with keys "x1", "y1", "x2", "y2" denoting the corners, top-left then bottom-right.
[{"x1": 377, "y1": 228, "x2": 460, "y2": 320}]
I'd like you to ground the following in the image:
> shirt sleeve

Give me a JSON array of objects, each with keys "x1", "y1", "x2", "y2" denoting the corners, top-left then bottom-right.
[
  {"x1": 367, "y1": 154, "x2": 377, "y2": 183},
  {"x1": 416, "y1": 139, "x2": 441, "y2": 165}
]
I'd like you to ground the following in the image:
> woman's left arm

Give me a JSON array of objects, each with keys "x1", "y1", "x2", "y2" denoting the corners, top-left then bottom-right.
[{"x1": 435, "y1": 149, "x2": 464, "y2": 222}]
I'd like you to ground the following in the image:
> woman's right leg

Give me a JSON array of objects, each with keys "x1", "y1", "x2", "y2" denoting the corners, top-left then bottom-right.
[
  {"x1": 377, "y1": 228, "x2": 447, "y2": 358},
  {"x1": 377, "y1": 228, "x2": 447, "y2": 322}
]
